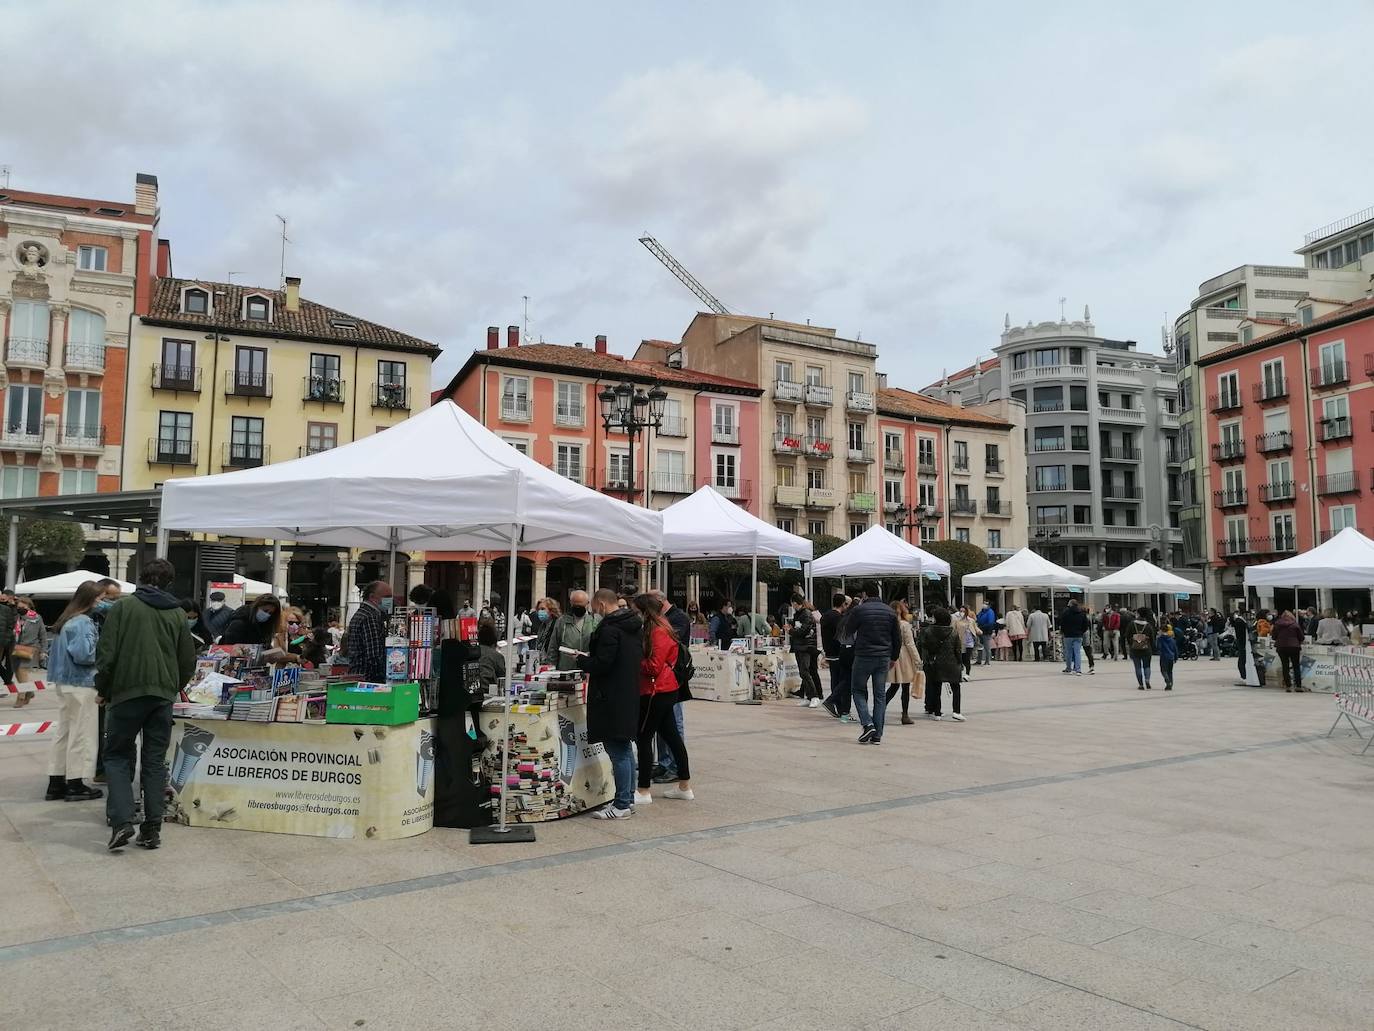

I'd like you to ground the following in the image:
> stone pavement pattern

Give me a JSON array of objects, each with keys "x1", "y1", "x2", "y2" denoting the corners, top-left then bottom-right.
[{"x1": 3, "y1": 657, "x2": 1373, "y2": 1030}]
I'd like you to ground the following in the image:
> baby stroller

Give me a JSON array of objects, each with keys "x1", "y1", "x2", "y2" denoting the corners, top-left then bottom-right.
[{"x1": 1176, "y1": 625, "x2": 1202, "y2": 660}]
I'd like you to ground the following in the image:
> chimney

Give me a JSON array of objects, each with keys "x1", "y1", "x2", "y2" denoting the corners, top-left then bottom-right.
[
  {"x1": 595, "y1": 334, "x2": 608, "y2": 354},
  {"x1": 284, "y1": 275, "x2": 301, "y2": 312},
  {"x1": 876, "y1": 371, "x2": 888, "y2": 390},
  {"x1": 134, "y1": 172, "x2": 158, "y2": 216},
  {"x1": 507, "y1": 325, "x2": 520, "y2": 348},
  {"x1": 486, "y1": 326, "x2": 499, "y2": 350},
  {"x1": 155, "y1": 238, "x2": 172, "y2": 278}
]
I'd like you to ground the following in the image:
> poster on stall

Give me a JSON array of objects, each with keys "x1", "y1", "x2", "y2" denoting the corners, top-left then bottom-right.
[
  {"x1": 206, "y1": 581, "x2": 245, "y2": 614},
  {"x1": 476, "y1": 702, "x2": 613, "y2": 821},
  {"x1": 165, "y1": 718, "x2": 435, "y2": 839},
  {"x1": 687, "y1": 647, "x2": 752, "y2": 702}
]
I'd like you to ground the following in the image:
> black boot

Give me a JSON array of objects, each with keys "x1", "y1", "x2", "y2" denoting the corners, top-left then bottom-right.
[
  {"x1": 45, "y1": 775, "x2": 67, "y2": 801},
  {"x1": 64, "y1": 779, "x2": 104, "y2": 801}
]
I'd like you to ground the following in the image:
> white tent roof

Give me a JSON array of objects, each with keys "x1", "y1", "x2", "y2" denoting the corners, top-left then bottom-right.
[
  {"x1": 1244, "y1": 526, "x2": 1374, "y2": 588},
  {"x1": 1088, "y1": 559, "x2": 1201, "y2": 594},
  {"x1": 961, "y1": 547, "x2": 1090, "y2": 590},
  {"x1": 233, "y1": 573, "x2": 274, "y2": 599},
  {"x1": 810, "y1": 525, "x2": 950, "y2": 578},
  {"x1": 159, "y1": 401, "x2": 662, "y2": 555},
  {"x1": 661, "y1": 485, "x2": 813, "y2": 560},
  {"x1": 13, "y1": 570, "x2": 135, "y2": 599}
]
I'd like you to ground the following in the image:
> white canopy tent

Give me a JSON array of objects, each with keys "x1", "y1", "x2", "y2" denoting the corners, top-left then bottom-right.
[
  {"x1": 159, "y1": 400, "x2": 663, "y2": 842},
  {"x1": 1089, "y1": 559, "x2": 1202, "y2": 596},
  {"x1": 233, "y1": 573, "x2": 274, "y2": 599},
  {"x1": 810, "y1": 525, "x2": 951, "y2": 611},
  {"x1": 13, "y1": 570, "x2": 135, "y2": 599},
  {"x1": 659, "y1": 486, "x2": 812, "y2": 609},
  {"x1": 962, "y1": 547, "x2": 1090, "y2": 591},
  {"x1": 1244, "y1": 527, "x2": 1374, "y2": 589}
]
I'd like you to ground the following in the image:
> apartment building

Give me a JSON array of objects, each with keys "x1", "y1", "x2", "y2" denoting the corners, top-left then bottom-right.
[
  {"x1": 1199, "y1": 296, "x2": 1374, "y2": 606},
  {"x1": 434, "y1": 329, "x2": 762, "y2": 606},
  {"x1": 1173, "y1": 205, "x2": 1374, "y2": 568},
  {"x1": 875, "y1": 387, "x2": 1026, "y2": 557},
  {"x1": 926, "y1": 313, "x2": 1191, "y2": 581},
  {"x1": 668, "y1": 314, "x2": 879, "y2": 539}
]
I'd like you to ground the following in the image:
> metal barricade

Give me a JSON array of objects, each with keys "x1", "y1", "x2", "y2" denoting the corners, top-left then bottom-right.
[{"x1": 1330, "y1": 650, "x2": 1374, "y2": 754}]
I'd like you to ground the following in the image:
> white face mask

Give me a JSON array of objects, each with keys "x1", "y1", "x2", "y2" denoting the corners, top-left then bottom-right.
[{"x1": 208, "y1": 601, "x2": 224, "y2": 611}]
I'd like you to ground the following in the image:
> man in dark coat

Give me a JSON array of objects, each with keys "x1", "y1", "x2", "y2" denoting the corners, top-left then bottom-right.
[{"x1": 581, "y1": 588, "x2": 643, "y2": 819}]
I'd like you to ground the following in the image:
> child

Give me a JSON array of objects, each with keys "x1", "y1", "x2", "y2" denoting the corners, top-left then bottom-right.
[{"x1": 1156, "y1": 621, "x2": 1179, "y2": 691}]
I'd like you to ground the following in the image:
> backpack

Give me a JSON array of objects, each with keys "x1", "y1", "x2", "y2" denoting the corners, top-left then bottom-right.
[
  {"x1": 671, "y1": 635, "x2": 695, "y2": 698},
  {"x1": 1130, "y1": 625, "x2": 1152, "y2": 654}
]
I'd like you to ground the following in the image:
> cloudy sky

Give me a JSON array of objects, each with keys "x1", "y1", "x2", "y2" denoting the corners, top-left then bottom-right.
[{"x1": 6, "y1": 1, "x2": 1373, "y2": 391}]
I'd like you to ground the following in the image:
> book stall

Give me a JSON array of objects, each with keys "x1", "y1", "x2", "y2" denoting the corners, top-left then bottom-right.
[{"x1": 687, "y1": 638, "x2": 802, "y2": 703}]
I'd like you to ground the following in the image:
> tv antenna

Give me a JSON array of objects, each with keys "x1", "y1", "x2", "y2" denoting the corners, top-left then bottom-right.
[
  {"x1": 0, "y1": 166, "x2": 10, "y2": 189},
  {"x1": 522, "y1": 295, "x2": 530, "y2": 345},
  {"x1": 276, "y1": 214, "x2": 290, "y2": 288}
]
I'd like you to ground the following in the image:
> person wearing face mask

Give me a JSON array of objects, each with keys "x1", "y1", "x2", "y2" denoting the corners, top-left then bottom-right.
[
  {"x1": 685, "y1": 600, "x2": 707, "y2": 628},
  {"x1": 532, "y1": 597, "x2": 561, "y2": 658},
  {"x1": 201, "y1": 591, "x2": 234, "y2": 641},
  {"x1": 89, "y1": 580, "x2": 122, "y2": 784},
  {"x1": 548, "y1": 590, "x2": 600, "y2": 671},
  {"x1": 282, "y1": 606, "x2": 311, "y2": 662},
  {"x1": 346, "y1": 581, "x2": 393, "y2": 683},
  {"x1": 180, "y1": 599, "x2": 212, "y2": 650},
  {"x1": 710, "y1": 601, "x2": 736, "y2": 650},
  {"x1": 220, "y1": 593, "x2": 284, "y2": 648}
]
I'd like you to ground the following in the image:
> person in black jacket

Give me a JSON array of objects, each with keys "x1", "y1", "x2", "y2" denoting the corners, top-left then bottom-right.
[
  {"x1": 219, "y1": 595, "x2": 284, "y2": 648},
  {"x1": 710, "y1": 601, "x2": 736, "y2": 650},
  {"x1": 820, "y1": 593, "x2": 853, "y2": 720},
  {"x1": 919, "y1": 607, "x2": 965, "y2": 721},
  {"x1": 789, "y1": 600, "x2": 821, "y2": 707},
  {"x1": 845, "y1": 582, "x2": 902, "y2": 745},
  {"x1": 581, "y1": 588, "x2": 643, "y2": 819},
  {"x1": 1057, "y1": 599, "x2": 1089, "y2": 676}
]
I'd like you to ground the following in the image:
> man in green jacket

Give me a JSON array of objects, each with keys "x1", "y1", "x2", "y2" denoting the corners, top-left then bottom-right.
[
  {"x1": 547, "y1": 590, "x2": 600, "y2": 671},
  {"x1": 96, "y1": 558, "x2": 196, "y2": 851}
]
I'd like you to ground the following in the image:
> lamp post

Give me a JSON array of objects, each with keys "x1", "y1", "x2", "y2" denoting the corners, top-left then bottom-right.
[
  {"x1": 597, "y1": 381, "x2": 667, "y2": 506},
  {"x1": 892, "y1": 503, "x2": 937, "y2": 613}
]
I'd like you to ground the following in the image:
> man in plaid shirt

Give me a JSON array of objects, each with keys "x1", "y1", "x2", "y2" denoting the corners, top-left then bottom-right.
[{"x1": 347, "y1": 581, "x2": 394, "y2": 682}]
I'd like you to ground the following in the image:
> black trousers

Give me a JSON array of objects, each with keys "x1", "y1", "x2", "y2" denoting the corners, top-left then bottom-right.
[
  {"x1": 1237, "y1": 641, "x2": 1247, "y2": 680},
  {"x1": 1032, "y1": 640, "x2": 1047, "y2": 661},
  {"x1": 1277, "y1": 646, "x2": 1301, "y2": 688},
  {"x1": 796, "y1": 649, "x2": 821, "y2": 699},
  {"x1": 1011, "y1": 639, "x2": 1024, "y2": 661},
  {"x1": 961, "y1": 647, "x2": 973, "y2": 675},
  {"x1": 824, "y1": 651, "x2": 852, "y2": 715},
  {"x1": 924, "y1": 677, "x2": 960, "y2": 716},
  {"x1": 105, "y1": 696, "x2": 173, "y2": 832},
  {"x1": 638, "y1": 692, "x2": 688, "y2": 787},
  {"x1": 885, "y1": 682, "x2": 910, "y2": 714}
]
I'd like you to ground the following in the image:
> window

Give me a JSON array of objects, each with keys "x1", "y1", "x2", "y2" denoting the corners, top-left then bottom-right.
[
  {"x1": 230, "y1": 416, "x2": 264, "y2": 465},
  {"x1": 1225, "y1": 515, "x2": 1247, "y2": 549},
  {"x1": 234, "y1": 346, "x2": 268, "y2": 393},
  {"x1": 985, "y1": 443, "x2": 1000, "y2": 473},
  {"x1": 60, "y1": 468, "x2": 98, "y2": 495},
  {"x1": 848, "y1": 371, "x2": 864, "y2": 393},
  {"x1": 1268, "y1": 458, "x2": 1292, "y2": 490},
  {"x1": 808, "y1": 520, "x2": 827, "y2": 536},
  {"x1": 64, "y1": 388, "x2": 101, "y2": 444},
  {"x1": 245, "y1": 295, "x2": 270, "y2": 321},
  {"x1": 660, "y1": 396, "x2": 684, "y2": 435},
  {"x1": 158, "y1": 411, "x2": 193, "y2": 460},
  {"x1": 161, "y1": 338, "x2": 195, "y2": 382},
  {"x1": 378, "y1": 361, "x2": 405, "y2": 388},
  {"x1": 954, "y1": 483, "x2": 970, "y2": 505},
  {"x1": 1272, "y1": 512, "x2": 1296, "y2": 551},
  {"x1": 1299, "y1": 306, "x2": 1313, "y2": 326},
  {"x1": 1033, "y1": 348, "x2": 1060, "y2": 367},
  {"x1": 883, "y1": 431, "x2": 902, "y2": 457},
  {"x1": 555, "y1": 443, "x2": 583, "y2": 483},
  {"x1": 777, "y1": 518, "x2": 795, "y2": 534},
  {"x1": 1035, "y1": 465, "x2": 1066, "y2": 491},
  {"x1": 5, "y1": 385, "x2": 42, "y2": 440},
  {"x1": 848, "y1": 470, "x2": 867, "y2": 493},
  {"x1": 1072, "y1": 465, "x2": 1090, "y2": 491},
  {"x1": 986, "y1": 485, "x2": 1001, "y2": 510},
  {"x1": 920, "y1": 524, "x2": 936, "y2": 544},
  {"x1": 775, "y1": 360, "x2": 794, "y2": 383},
  {"x1": 1073, "y1": 504, "x2": 1091, "y2": 525},
  {"x1": 1319, "y1": 340, "x2": 1347, "y2": 382},
  {"x1": 987, "y1": 529, "x2": 1002, "y2": 550},
  {"x1": 1217, "y1": 372, "x2": 1240, "y2": 409},
  {"x1": 806, "y1": 414, "x2": 825, "y2": 438},
  {"x1": 76, "y1": 245, "x2": 108, "y2": 271},
  {"x1": 953, "y1": 440, "x2": 969, "y2": 470},
  {"x1": 1033, "y1": 426, "x2": 1065, "y2": 452},
  {"x1": 502, "y1": 437, "x2": 529, "y2": 456},
  {"x1": 776, "y1": 464, "x2": 796, "y2": 487},
  {"x1": 1322, "y1": 395, "x2": 1350, "y2": 438},
  {"x1": 184, "y1": 289, "x2": 209, "y2": 315},
  {"x1": 1064, "y1": 385, "x2": 1086, "y2": 411},
  {"x1": 308, "y1": 354, "x2": 342, "y2": 400},
  {"x1": 918, "y1": 437, "x2": 935, "y2": 468},
  {"x1": 8, "y1": 301, "x2": 48, "y2": 359},
  {"x1": 1070, "y1": 545, "x2": 1090, "y2": 566},
  {"x1": 307, "y1": 422, "x2": 337, "y2": 453},
  {"x1": 955, "y1": 528, "x2": 970, "y2": 543},
  {"x1": 807, "y1": 467, "x2": 826, "y2": 489},
  {"x1": 1332, "y1": 505, "x2": 1357, "y2": 533},
  {"x1": 918, "y1": 480, "x2": 938, "y2": 508},
  {"x1": 1240, "y1": 326, "x2": 1253, "y2": 345},
  {"x1": 847, "y1": 421, "x2": 864, "y2": 451},
  {"x1": 68, "y1": 309, "x2": 105, "y2": 353},
  {"x1": 1223, "y1": 467, "x2": 1245, "y2": 496},
  {"x1": 1011, "y1": 352, "x2": 1029, "y2": 370},
  {"x1": 714, "y1": 451, "x2": 737, "y2": 490},
  {"x1": 556, "y1": 382, "x2": 584, "y2": 426},
  {"x1": 608, "y1": 451, "x2": 631, "y2": 487},
  {"x1": 805, "y1": 365, "x2": 824, "y2": 387},
  {"x1": 1220, "y1": 421, "x2": 1242, "y2": 448},
  {"x1": 714, "y1": 403, "x2": 736, "y2": 438},
  {"x1": 775, "y1": 412, "x2": 794, "y2": 438},
  {"x1": 657, "y1": 449, "x2": 686, "y2": 488},
  {"x1": 851, "y1": 522, "x2": 868, "y2": 540},
  {"x1": 1070, "y1": 425, "x2": 1089, "y2": 451},
  {"x1": 0, "y1": 466, "x2": 38, "y2": 499},
  {"x1": 1033, "y1": 386, "x2": 1064, "y2": 412},
  {"x1": 501, "y1": 375, "x2": 531, "y2": 420},
  {"x1": 1362, "y1": 233, "x2": 1374, "y2": 256},
  {"x1": 884, "y1": 478, "x2": 903, "y2": 504},
  {"x1": 1260, "y1": 358, "x2": 1284, "y2": 397}
]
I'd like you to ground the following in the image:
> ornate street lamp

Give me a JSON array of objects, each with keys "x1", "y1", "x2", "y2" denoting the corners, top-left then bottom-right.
[{"x1": 597, "y1": 380, "x2": 665, "y2": 504}]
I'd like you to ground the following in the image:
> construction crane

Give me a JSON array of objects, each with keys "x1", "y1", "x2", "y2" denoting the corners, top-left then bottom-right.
[{"x1": 638, "y1": 235, "x2": 731, "y2": 314}]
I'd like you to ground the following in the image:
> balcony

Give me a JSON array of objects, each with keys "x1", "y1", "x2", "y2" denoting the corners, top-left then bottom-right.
[
  {"x1": 953, "y1": 456, "x2": 970, "y2": 472},
  {"x1": 1096, "y1": 365, "x2": 1142, "y2": 385},
  {"x1": 651, "y1": 472, "x2": 693, "y2": 495},
  {"x1": 1008, "y1": 364, "x2": 1088, "y2": 383},
  {"x1": 806, "y1": 487, "x2": 838, "y2": 508},
  {"x1": 773, "y1": 432, "x2": 803, "y2": 455},
  {"x1": 600, "y1": 476, "x2": 638, "y2": 497},
  {"x1": 658, "y1": 415, "x2": 687, "y2": 437},
  {"x1": 1256, "y1": 430, "x2": 1293, "y2": 454},
  {"x1": 774, "y1": 485, "x2": 807, "y2": 507},
  {"x1": 59, "y1": 424, "x2": 105, "y2": 452},
  {"x1": 298, "y1": 443, "x2": 335, "y2": 457},
  {"x1": 804, "y1": 383, "x2": 833, "y2": 406},
  {"x1": 1213, "y1": 488, "x2": 1247, "y2": 508},
  {"x1": 1032, "y1": 440, "x2": 1067, "y2": 453},
  {"x1": 1098, "y1": 405, "x2": 1146, "y2": 424},
  {"x1": 1251, "y1": 534, "x2": 1298, "y2": 556},
  {"x1": 774, "y1": 380, "x2": 803, "y2": 403},
  {"x1": 147, "y1": 438, "x2": 198, "y2": 466},
  {"x1": 950, "y1": 498, "x2": 978, "y2": 517},
  {"x1": 847, "y1": 491, "x2": 877, "y2": 513},
  {"x1": 6, "y1": 336, "x2": 48, "y2": 367},
  {"x1": 1104, "y1": 525, "x2": 1150, "y2": 540},
  {"x1": 1158, "y1": 406, "x2": 1180, "y2": 425},
  {"x1": 806, "y1": 435, "x2": 834, "y2": 459},
  {"x1": 1253, "y1": 379, "x2": 1287, "y2": 404},
  {"x1": 1319, "y1": 416, "x2": 1352, "y2": 443},
  {"x1": 1260, "y1": 480, "x2": 1296, "y2": 503},
  {"x1": 703, "y1": 478, "x2": 750, "y2": 502},
  {"x1": 1211, "y1": 440, "x2": 1245, "y2": 463},
  {"x1": 983, "y1": 500, "x2": 1012, "y2": 518},
  {"x1": 65, "y1": 342, "x2": 105, "y2": 373},
  {"x1": 1, "y1": 426, "x2": 42, "y2": 449},
  {"x1": 1102, "y1": 446, "x2": 1143, "y2": 462},
  {"x1": 1321, "y1": 526, "x2": 1362, "y2": 543},
  {"x1": 152, "y1": 364, "x2": 201, "y2": 393},
  {"x1": 1318, "y1": 471, "x2": 1360, "y2": 496},
  {"x1": 225, "y1": 369, "x2": 272, "y2": 399},
  {"x1": 1217, "y1": 537, "x2": 1250, "y2": 559},
  {"x1": 883, "y1": 449, "x2": 905, "y2": 471},
  {"x1": 303, "y1": 376, "x2": 346, "y2": 404},
  {"x1": 1166, "y1": 451, "x2": 1183, "y2": 465},
  {"x1": 711, "y1": 425, "x2": 740, "y2": 445},
  {"x1": 1032, "y1": 401, "x2": 1065, "y2": 413},
  {"x1": 847, "y1": 442, "x2": 875, "y2": 464},
  {"x1": 553, "y1": 406, "x2": 585, "y2": 429},
  {"x1": 1104, "y1": 486, "x2": 1145, "y2": 501},
  {"x1": 986, "y1": 459, "x2": 1003, "y2": 476},
  {"x1": 1033, "y1": 523, "x2": 1097, "y2": 538},
  {"x1": 845, "y1": 390, "x2": 875, "y2": 413},
  {"x1": 500, "y1": 398, "x2": 531, "y2": 422},
  {"x1": 373, "y1": 382, "x2": 411, "y2": 411},
  {"x1": 1208, "y1": 392, "x2": 1243, "y2": 415},
  {"x1": 917, "y1": 459, "x2": 937, "y2": 476},
  {"x1": 1312, "y1": 360, "x2": 1349, "y2": 389},
  {"x1": 224, "y1": 441, "x2": 269, "y2": 469},
  {"x1": 1168, "y1": 494, "x2": 1184, "y2": 507}
]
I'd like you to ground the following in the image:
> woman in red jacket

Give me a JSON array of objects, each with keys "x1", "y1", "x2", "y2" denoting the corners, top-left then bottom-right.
[{"x1": 633, "y1": 593, "x2": 693, "y2": 804}]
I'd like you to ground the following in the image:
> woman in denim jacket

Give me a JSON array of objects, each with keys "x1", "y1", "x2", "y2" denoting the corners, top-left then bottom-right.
[{"x1": 44, "y1": 581, "x2": 105, "y2": 802}]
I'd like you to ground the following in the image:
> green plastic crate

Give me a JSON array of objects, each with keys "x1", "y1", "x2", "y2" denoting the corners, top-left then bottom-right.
[{"x1": 325, "y1": 681, "x2": 420, "y2": 726}]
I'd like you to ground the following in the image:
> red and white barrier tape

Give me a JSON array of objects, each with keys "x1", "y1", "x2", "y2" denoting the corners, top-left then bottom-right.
[
  {"x1": 1, "y1": 720, "x2": 54, "y2": 737},
  {"x1": 5, "y1": 680, "x2": 47, "y2": 694}
]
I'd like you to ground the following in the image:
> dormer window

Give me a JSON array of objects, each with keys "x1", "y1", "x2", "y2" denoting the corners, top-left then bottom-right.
[
  {"x1": 184, "y1": 288, "x2": 209, "y2": 315},
  {"x1": 244, "y1": 294, "x2": 270, "y2": 321}
]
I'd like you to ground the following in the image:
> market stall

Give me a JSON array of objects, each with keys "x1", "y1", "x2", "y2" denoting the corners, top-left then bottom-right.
[
  {"x1": 810, "y1": 525, "x2": 950, "y2": 612},
  {"x1": 1087, "y1": 559, "x2": 1201, "y2": 611},
  {"x1": 962, "y1": 549, "x2": 1088, "y2": 662},
  {"x1": 159, "y1": 401, "x2": 663, "y2": 842},
  {"x1": 14, "y1": 570, "x2": 135, "y2": 598}
]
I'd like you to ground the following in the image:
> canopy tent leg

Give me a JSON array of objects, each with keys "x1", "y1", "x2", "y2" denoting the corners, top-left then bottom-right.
[
  {"x1": 271, "y1": 540, "x2": 284, "y2": 598},
  {"x1": 385, "y1": 527, "x2": 398, "y2": 593},
  {"x1": 589, "y1": 554, "x2": 596, "y2": 592},
  {"x1": 4, "y1": 513, "x2": 14, "y2": 585},
  {"x1": 918, "y1": 575, "x2": 924, "y2": 618},
  {"x1": 751, "y1": 549, "x2": 759, "y2": 633},
  {"x1": 471, "y1": 529, "x2": 536, "y2": 845}
]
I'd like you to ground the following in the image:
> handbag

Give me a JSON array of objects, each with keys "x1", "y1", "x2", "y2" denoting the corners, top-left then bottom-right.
[{"x1": 11, "y1": 644, "x2": 34, "y2": 661}]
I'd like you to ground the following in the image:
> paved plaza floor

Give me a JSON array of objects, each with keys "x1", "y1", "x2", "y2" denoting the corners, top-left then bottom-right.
[{"x1": 3, "y1": 656, "x2": 1373, "y2": 1030}]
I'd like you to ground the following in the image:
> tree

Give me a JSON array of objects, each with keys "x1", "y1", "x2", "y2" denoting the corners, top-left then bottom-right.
[
  {"x1": 669, "y1": 533, "x2": 847, "y2": 605},
  {"x1": 17, "y1": 519, "x2": 86, "y2": 576},
  {"x1": 923, "y1": 539, "x2": 990, "y2": 595}
]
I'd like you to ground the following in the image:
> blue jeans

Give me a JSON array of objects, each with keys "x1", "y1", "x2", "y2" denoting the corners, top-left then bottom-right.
[
  {"x1": 603, "y1": 739, "x2": 635, "y2": 810},
  {"x1": 1132, "y1": 654, "x2": 1152, "y2": 685},
  {"x1": 849, "y1": 655, "x2": 890, "y2": 737},
  {"x1": 656, "y1": 703, "x2": 685, "y2": 775},
  {"x1": 978, "y1": 635, "x2": 992, "y2": 664},
  {"x1": 1064, "y1": 636, "x2": 1083, "y2": 673},
  {"x1": 1206, "y1": 632, "x2": 1219, "y2": 659}
]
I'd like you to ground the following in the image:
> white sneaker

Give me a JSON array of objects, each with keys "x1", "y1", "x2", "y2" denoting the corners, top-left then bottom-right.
[
  {"x1": 796, "y1": 698, "x2": 811, "y2": 706},
  {"x1": 661, "y1": 786, "x2": 695, "y2": 800},
  {"x1": 925, "y1": 713, "x2": 942, "y2": 721},
  {"x1": 592, "y1": 805, "x2": 633, "y2": 820},
  {"x1": 808, "y1": 698, "x2": 821, "y2": 708},
  {"x1": 950, "y1": 712, "x2": 966, "y2": 722},
  {"x1": 634, "y1": 791, "x2": 653, "y2": 806}
]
